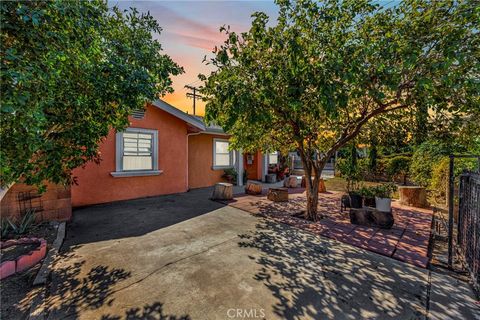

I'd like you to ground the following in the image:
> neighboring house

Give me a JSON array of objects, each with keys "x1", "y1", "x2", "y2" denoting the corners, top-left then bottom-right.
[{"x1": 71, "y1": 99, "x2": 273, "y2": 207}]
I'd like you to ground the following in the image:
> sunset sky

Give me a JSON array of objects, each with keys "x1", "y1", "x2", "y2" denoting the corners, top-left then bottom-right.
[{"x1": 112, "y1": 0, "x2": 279, "y2": 115}]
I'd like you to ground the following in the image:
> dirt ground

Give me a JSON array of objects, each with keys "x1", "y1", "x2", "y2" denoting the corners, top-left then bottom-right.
[{"x1": 0, "y1": 222, "x2": 58, "y2": 320}]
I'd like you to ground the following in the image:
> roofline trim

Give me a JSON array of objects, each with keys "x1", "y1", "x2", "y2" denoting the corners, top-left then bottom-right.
[{"x1": 151, "y1": 99, "x2": 206, "y2": 131}]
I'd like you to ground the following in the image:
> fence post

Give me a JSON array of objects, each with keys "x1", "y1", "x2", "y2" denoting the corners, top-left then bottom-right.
[
  {"x1": 457, "y1": 175, "x2": 465, "y2": 245},
  {"x1": 448, "y1": 155, "x2": 455, "y2": 269}
]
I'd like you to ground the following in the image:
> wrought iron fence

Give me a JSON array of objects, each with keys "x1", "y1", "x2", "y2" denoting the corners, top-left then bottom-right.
[{"x1": 457, "y1": 172, "x2": 480, "y2": 293}]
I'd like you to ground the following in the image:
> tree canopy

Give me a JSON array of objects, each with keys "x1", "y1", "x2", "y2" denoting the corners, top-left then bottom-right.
[
  {"x1": 201, "y1": 0, "x2": 479, "y2": 220},
  {"x1": 0, "y1": 0, "x2": 183, "y2": 189}
]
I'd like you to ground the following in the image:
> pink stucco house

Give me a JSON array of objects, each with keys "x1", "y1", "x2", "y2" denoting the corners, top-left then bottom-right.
[
  {"x1": 71, "y1": 99, "x2": 275, "y2": 207},
  {"x1": 0, "y1": 100, "x2": 277, "y2": 218}
]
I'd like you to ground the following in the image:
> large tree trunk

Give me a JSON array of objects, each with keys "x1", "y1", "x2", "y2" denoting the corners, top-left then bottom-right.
[
  {"x1": 299, "y1": 152, "x2": 322, "y2": 222},
  {"x1": 306, "y1": 182, "x2": 319, "y2": 221}
]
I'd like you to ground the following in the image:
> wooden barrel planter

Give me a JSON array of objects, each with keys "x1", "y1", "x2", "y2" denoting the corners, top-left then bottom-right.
[
  {"x1": 283, "y1": 176, "x2": 298, "y2": 188},
  {"x1": 245, "y1": 181, "x2": 262, "y2": 195},
  {"x1": 267, "y1": 188, "x2": 289, "y2": 202},
  {"x1": 398, "y1": 186, "x2": 429, "y2": 208},
  {"x1": 211, "y1": 183, "x2": 233, "y2": 200}
]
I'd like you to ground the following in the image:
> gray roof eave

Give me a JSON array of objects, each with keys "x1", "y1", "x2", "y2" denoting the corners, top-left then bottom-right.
[{"x1": 151, "y1": 99, "x2": 206, "y2": 131}]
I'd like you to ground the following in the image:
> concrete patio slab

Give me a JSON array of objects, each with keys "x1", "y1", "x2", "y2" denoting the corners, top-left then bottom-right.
[
  {"x1": 41, "y1": 188, "x2": 437, "y2": 320},
  {"x1": 428, "y1": 271, "x2": 480, "y2": 320}
]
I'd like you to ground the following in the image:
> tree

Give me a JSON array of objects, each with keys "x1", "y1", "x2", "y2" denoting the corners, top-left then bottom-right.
[
  {"x1": 200, "y1": 0, "x2": 479, "y2": 221},
  {"x1": 0, "y1": 0, "x2": 183, "y2": 189}
]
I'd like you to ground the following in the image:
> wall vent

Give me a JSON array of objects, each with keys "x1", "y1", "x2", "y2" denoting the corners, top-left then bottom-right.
[{"x1": 131, "y1": 109, "x2": 145, "y2": 119}]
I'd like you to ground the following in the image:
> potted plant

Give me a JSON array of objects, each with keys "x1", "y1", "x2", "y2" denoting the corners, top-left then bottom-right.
[
  {"x1": 349, "y1": 189, "x2": 363, "y2": 209},
  {"x1": 347, "y1": 180, "x2": 363, "y2": 209},
  {"x1": 358, "y1": 186, "x2": 376, "y2": 207},
  {"x1": 222, "y1": 168, "x2": 238, "y2": 184},
  {"x1": 374, "y1": 183, "x2": 397, "y2": 212}
]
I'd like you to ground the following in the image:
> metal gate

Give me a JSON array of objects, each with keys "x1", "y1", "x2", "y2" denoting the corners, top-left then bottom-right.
[{"x1": 457, "y1": 172, "x2": 480, "y2": 293}]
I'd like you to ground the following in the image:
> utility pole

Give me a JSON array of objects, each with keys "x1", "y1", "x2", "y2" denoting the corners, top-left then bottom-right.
[{"x1": 185, "y1": 85, "x2": 203, "y2": 115}]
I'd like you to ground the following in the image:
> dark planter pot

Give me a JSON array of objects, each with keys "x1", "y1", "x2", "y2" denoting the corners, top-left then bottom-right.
[
  {"x1": 363, "y1": 197, "x2": 376, "y2": 207},
  {"x1": 223, "y1": 175, "x2": 235, "y2": 184},
  {"x1": 349, "y1": 193, "x2": 363, "y2": 209}
]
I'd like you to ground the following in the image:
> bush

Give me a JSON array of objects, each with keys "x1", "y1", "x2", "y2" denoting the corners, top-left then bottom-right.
[
  {"x1": 430, "y1": 157, "x2": 478, "y2": 200},
  {"x1": 430, "y1": 157, "x2": 449, "y2": 199},
  {"x1": 357, "y1": 158, "x2": 370, "y2": 178},
  {"x1": 385, "y1": 155, "x2": 411, "y2": 184},
  {"x1": 409, "y1": 141, "x2": 450, "y2": 187},
  {"x1": 336, "y1": 158, "x2": 369, "y2": 179}
]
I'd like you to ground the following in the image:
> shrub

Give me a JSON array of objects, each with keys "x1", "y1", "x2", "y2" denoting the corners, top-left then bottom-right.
[
  {"x1": 336, "y1": 157, "x2": 369, "y2": 180},
  {"x1": 335, "y1": 158, "x2": 349, "y2": 177},
  {"x1": 430, "y1": 157, "x2": 478, "y2": 200},
  {"x1": 357, "y1": 158, "x2": 370, "y2": 178},
  {"x1": 368, "y1": 145, "x2": 378, "y2": 171},
  {"x1": 385, "y1": 156, "x2": 411, "y2": 184},
  {"x1": 430, "y1": 157, "x2": 449, "y2": 199},
  {"x1": 372, "y1": 158, "x2": 388, "y2": 180},
  {"x1": 409, "y1": 141, "x2": 450, "y2": 187}
]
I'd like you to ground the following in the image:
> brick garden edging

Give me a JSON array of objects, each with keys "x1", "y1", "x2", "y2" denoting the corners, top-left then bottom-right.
[{"x1": 0, "y1": 237, "x2": 47, "y2": 279}]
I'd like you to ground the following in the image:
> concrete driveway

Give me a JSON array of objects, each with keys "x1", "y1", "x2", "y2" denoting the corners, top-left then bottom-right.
[{"x1": 43, "y1": 188, "x2": 477, "y2": 320}]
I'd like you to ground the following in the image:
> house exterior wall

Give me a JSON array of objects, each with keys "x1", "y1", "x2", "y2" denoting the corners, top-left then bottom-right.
[
  {"x1": 188, "y1": 133, "x2": 229, "y2": 189},
  {"x1": 72, "y1": 104, "x2": 189, "y2": 207},
  {"x1": 0, "y1": 182, "x2": 71, "y2": 222}
]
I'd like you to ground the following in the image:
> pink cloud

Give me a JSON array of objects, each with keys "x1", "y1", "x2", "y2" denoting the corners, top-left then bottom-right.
[
  {"x1": 142, "y1": 5, "x2": 226, "y2": 51},
  {"x1": 171, "y1": 33, "x2": 223, "y2": 51}
]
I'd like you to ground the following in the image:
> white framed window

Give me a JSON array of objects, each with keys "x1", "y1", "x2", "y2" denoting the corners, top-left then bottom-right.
[
  {"x1": 111, "y1": 128, "x2": 161, "y2": 177},
  {"x1": 213, "y1": 138, "x2": 235, "y2": 169},
  {"x1": 268, "y1": 151, "x2": 279, "y2": 165}
]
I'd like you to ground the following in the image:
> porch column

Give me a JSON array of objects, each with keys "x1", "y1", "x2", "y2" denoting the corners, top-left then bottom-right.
[
  {"x1": 262, "y1": 153, "x2": 268, "y2": 182},
  {"x1": 237, "y1": 149, "x2": 244, "y2": 186}
]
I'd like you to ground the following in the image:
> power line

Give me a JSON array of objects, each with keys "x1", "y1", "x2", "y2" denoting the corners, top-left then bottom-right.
[{"x1": 185, "y1": 85, "x2": 203, "y2": 116}]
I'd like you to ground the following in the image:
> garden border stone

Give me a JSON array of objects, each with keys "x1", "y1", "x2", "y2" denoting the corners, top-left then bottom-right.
[
  {"x1": 0, "y1": 237, "x2": 47, "y2": 279},
  {"x1": 33, "y1": 221, "x2": 65, "y2": 285},
  {"x1": 28, "y1": 221, "x2": 65, "y2": 320}
]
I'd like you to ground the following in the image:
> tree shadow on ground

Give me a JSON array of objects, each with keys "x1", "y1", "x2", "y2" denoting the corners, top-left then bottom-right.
[
  {"x1": 42, "y1": 251, "x2": 132, "y2": 319},
  {"x1": 42, "y1": 250, "x2": 194, "y2": 319},
  {"x1": 100, "y1": 302, "x2": 191, "y2": 320},
  {"x1": 238, "y1": 220, "x2": 429, "y2": 319},
  {"x1": 228, "y1": 192, "x2": 350, "y2": 222}
]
